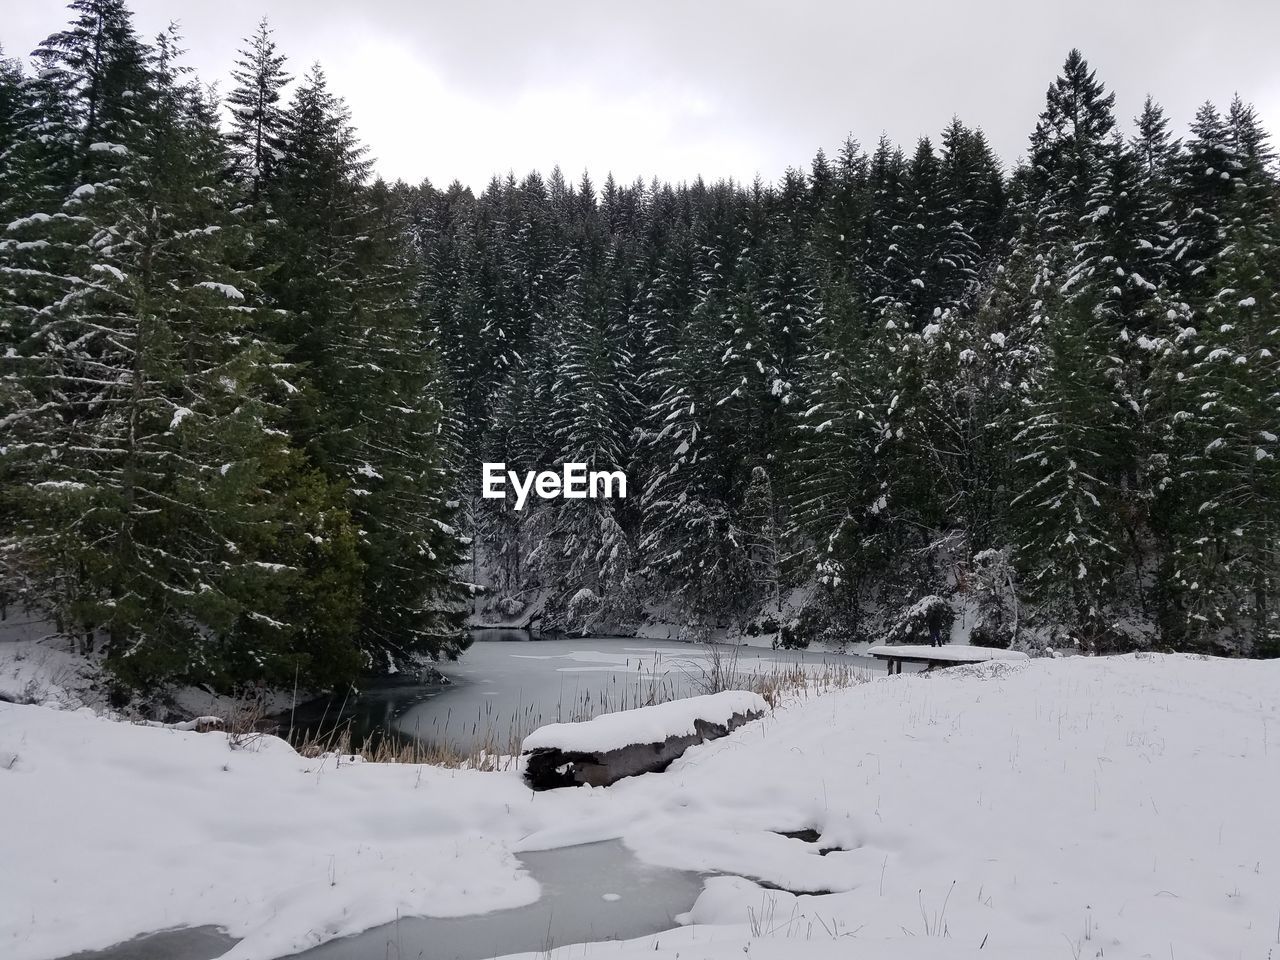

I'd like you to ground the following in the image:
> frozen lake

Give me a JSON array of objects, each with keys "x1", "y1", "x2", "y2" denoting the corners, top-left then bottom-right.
[{"x1": 282, "y1": 630, "x2": 875, "y2": 755}]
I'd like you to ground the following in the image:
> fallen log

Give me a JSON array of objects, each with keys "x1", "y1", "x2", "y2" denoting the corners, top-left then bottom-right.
[{"x1": 521, "y1": 690, "x2": 767, "y2": 790}]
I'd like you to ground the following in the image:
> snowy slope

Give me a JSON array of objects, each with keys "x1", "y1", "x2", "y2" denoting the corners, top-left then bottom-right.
[{"x1": 1, "y1": 654, "x2": 1277, "y2": 960}]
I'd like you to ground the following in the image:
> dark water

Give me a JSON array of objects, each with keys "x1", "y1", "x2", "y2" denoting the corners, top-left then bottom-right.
[
  {"x1": 273, "y1": 629, "x2": 534, "y2": 752},
  {"x1": 274, "y1": 673, "x2": 452, "y2": 754},
  {"x1": 57, "y1": 926, "x2": 236, "y2": 960},
  {"x1": 288, "y1": 840, "x2": 704, "y2": 960},
  {"x1": 54, "y1": 842, "x2": 703, "y2": 960}
]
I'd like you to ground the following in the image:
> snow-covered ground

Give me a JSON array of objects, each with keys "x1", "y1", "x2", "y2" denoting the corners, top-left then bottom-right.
[
  {"x1": 0, "y1": 613, "x2": 104, "y2": 709},
  {"x1": 0, "y1": 613, "x2": 300, "y2": 721},
  {"x1": 2, "y1": 654, "x2": 1277, "y2": 960}
]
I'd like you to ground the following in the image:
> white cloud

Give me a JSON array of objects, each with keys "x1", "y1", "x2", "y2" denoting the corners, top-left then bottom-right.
[
  {"x1": 8, "y1": 0, "x2": 1280, "y2": 191},
  {"x1": 328, "y1": 34, "x2": 762, "y2": 187}
]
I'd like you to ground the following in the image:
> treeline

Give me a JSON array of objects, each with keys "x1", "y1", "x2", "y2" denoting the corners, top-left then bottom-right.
[
  {"x1": 415, "y1": 54, "x2": 1279, "y2": 656},
  {"x1": 0, "y1": 1, "x2": 465, "y2": 693},
  {"x1": 2, "y1": 3, "x2": 1277, "y2": 700}
]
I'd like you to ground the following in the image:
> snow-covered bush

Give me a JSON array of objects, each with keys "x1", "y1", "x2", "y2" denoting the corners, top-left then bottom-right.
[
  {"x1": 883, "y1": 594, "x2": 955, "y2": 645},
  {"x1": 496, "y1": 595, "x2": 525, "y2": 618},
  {"x1": 773, "y1": 615, "x2": 811, "y2": 649},
  {"x1": 968, "y1": 547, "x2": 1019, "y2": 649},
  {"x1": 565, "y1": 588, "x2": 603, "y2": 631}
]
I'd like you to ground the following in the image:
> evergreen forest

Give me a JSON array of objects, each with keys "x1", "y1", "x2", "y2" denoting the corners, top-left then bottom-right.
[{"x1": 3, "y1": 1, "x2": 1279, "y2": 695}]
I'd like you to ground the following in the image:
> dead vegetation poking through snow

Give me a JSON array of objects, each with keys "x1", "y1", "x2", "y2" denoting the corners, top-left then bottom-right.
[{"x1": 692, "y1": 644, "x2": 869, "y2": 708}]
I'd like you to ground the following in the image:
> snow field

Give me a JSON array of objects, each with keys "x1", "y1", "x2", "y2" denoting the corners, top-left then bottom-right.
[{"x1": 0, "y1": 653, "x2": 1276, "y2": 960}]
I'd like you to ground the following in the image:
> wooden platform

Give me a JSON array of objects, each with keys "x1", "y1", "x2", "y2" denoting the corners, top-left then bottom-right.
[{"x1": 866, "y1": 644, "x2": 1029, "y2": 674}]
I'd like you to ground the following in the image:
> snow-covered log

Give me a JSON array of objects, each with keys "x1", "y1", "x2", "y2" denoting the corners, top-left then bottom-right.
[
  {"x1": 138, "y1": 716, "x2": 225, "y2": 733},
  {"x1": 521, "y1": 691, "x2": 767, "y2": 790}
]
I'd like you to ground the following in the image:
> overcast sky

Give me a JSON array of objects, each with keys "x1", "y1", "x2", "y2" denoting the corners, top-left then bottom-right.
[{"x1": 8, "y1": 1, "x2": 1280, "y2": 190}]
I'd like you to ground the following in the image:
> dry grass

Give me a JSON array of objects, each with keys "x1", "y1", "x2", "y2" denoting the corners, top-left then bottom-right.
[
  {"x1": 691, "y1": 644, "x2": 870, "y2": 708},
  {"x1": 222, "y1": 689, "x2": 276, "y2": 750},
  {"x1": 294, "y1": 725, "x2": 517, "y2": 771},
  {"x1": 748, "y1": 659, "x2": 868, "y2": 708}
]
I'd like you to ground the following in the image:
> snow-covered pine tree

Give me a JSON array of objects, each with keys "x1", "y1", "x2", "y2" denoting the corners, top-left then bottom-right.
[
  {"x1": 338, "y1": 180, "x2": 469, "y2": 666},
  {"x1": 431, "y1": 205, "x2": 495, "y2": 433},
  {"x1": 1026, "y1": 50, "x2": 1117, "y2": 250},
  {"x1": 638, "y1": 211, "x2": 752, "y2": 631},
  {"x1": 788, "y1": 274, "x2": 881, "y2": 639},
  {"x1": 899, "y1": 137, "x2": 945, "y2": 324},
  {"x1": 0, "y1": 0, "x2": 153, "y2": 638},
  {"x1": 0, "y1": 48, "x2": 39, "y2": 609},
  {"x1": 865, "y1": 136, "x2": 912, "y2": 323},
  {"x1": 946, "y1": 285, "x2": 1020, "y2": 558},
  {"x1": 740, "y1": 465, "x2": 782, "y2": 620},
  {"x1": 34, "y1": 0, "x2": 147, "y2": 184},
  {"x1": 0, "y1": 48, "x2": 29, "y2": 220},
  {"x1": 890, "y1": 120, "x2": 1007, "y2": 567},
  {"x1": 937, "y1": 118, "x2": 1005, "y2": 309},
  {"x1": 757, "y1": 167, "x2": 817, "y2": 468},
  {"x1": 531, "y1": 256, "x2": 639, "y2": 632},
  {"x1": 1, "y1": 19, "x2": 355, "y2": 688},
  {"x1": 0, "y1": 0, "x2": 145, "y2": 347},
  {"x1": 1167, "y1": 103, "x2": 1235, "y2": 300},
  {"x1": 1161, "y1": 97, "x2": 1280, "y2": 654},
  {"x1": 809, "y1": 136, "x2": 868, "y2": 289},
  {"x1": 1004, "y1": 50, "x2": 1130, "y2": 648},
  {"x1": 226, "y1": 17, "x2": 291, "y2": 205},
  {"x1": 762, "y1": 166, "x2": 817, "y2": 373},
  {"x1": 1008, "y1": 294, "x2": 1127, "y2": 649},
  {"x1": 1132, "y1": 96, "x2": 1180, "y2": 216},
  {"x1": 1062, "y1": 127, "x2": 1174, "y2": 610},
  {"x1": 266, "y1": 66, "x2": 467, "y2": 669},
  {"x1": 484, "y1": 329, "x2": 559, "y2": 586},
  {"x1": 716, "y1": 178, "x2": 785, "y2": 475}
]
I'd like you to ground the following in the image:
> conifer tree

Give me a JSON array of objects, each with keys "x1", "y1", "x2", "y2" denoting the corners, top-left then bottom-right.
[
  {"x1": 337, "y1": 181, "x2": 469, "y2": 665},
  {"x1": 530, "y1": 262, "x2": 639, "y2": 630},
  {"x1": 638, "y1": 220, "x2": 752, "y2": 630},
  {"x1": 1161, "y1": 97, "x2": 1280, "y2": 653},
  {"x1": 937, "y1": 119, "x2": 1004, "y2": 306},
  {"x1": 865, "y1": 136, "x2": 911, "y2": 321},
  {"x1": 1, "y1": 21, "x2": 359, "y2": 687},
  {"x1": 266, "y1": 65, "x2": 468, "y2": 668},
  {"x1": 741, "y1": 465, "x2": 781, "y2": 619},
  {"x1": 0, "y1": 48, "x2": 28, "y2": 218},
  {"x1": 226, "y1": 17, "x2": 291, "y2": 203},
  {"x1": 790, "y1": 284, "x2": 880, "y2": 637},
  {"x1": 1168, "y1": 103, "x2": 1235, "y2": 299},
  {"x1": 1003, "y1": 50, "x2": 1129, "y2": 646}
]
